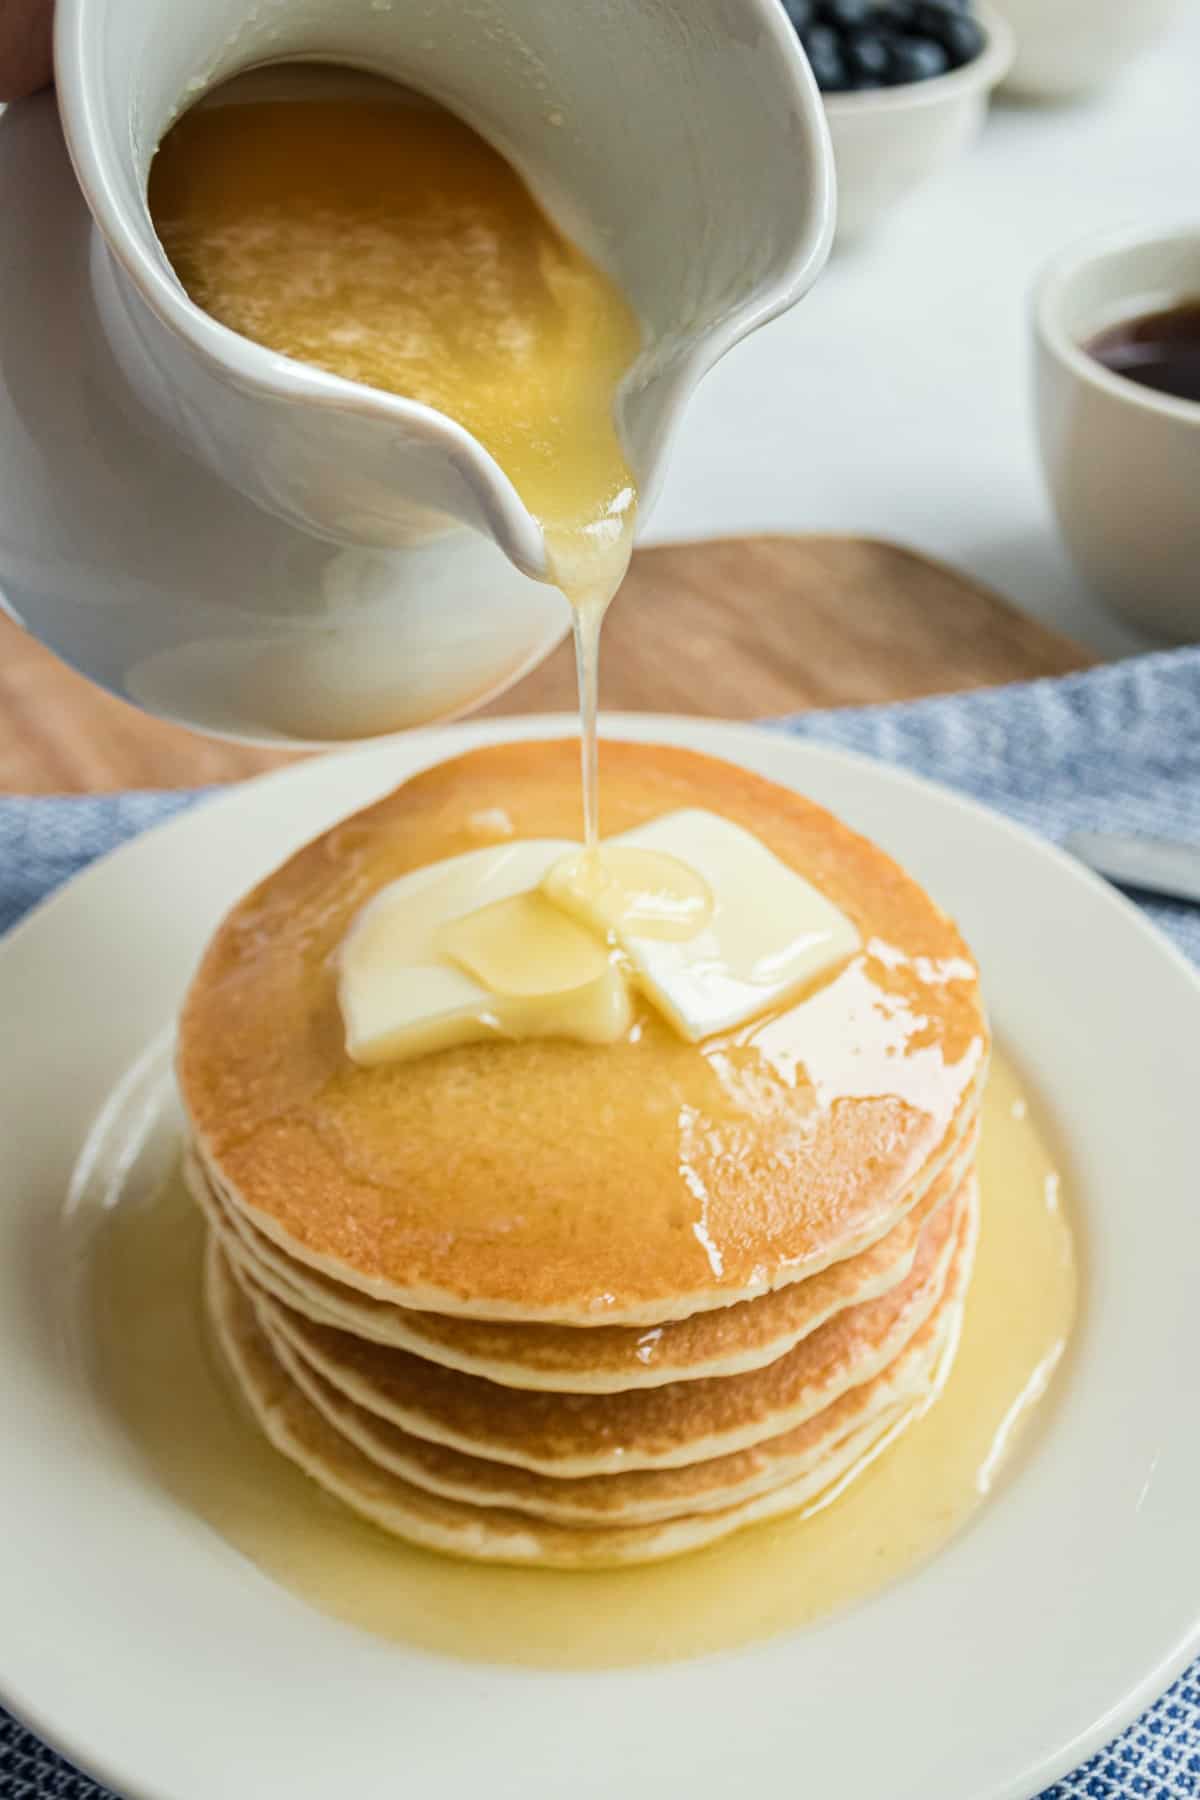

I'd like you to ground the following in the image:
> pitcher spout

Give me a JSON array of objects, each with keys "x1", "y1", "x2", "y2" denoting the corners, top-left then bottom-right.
[
  {"x1": 87, "y1": 210, "x2": 552, "y2": 576},
  {"x1": 60, "y1": 0, "x2": 833, "y2": 581}
]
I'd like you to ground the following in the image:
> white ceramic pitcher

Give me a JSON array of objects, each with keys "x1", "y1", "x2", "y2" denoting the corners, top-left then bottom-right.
[{"x1": 0, "y1": 0, "x2": 833, "y2": 745}]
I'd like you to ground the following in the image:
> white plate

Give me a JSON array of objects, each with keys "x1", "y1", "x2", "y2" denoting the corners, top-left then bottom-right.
[{"x1": 3, "y1": 714, "x2": 1199, "y2": 1800}]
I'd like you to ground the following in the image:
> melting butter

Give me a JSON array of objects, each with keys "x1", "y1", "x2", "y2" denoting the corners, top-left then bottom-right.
[
  {"x1": 339, "y1": 840, "x2": 630, "y2": 1065},
  {"x1": 337, "y1": 809, "x2": 861, "y2": 1063},
  {"x1": 545, "y1": 845, "x2": 713, "y2": 942},
  {"x1": 438, "y1": 891, "x2": 608, "y2": 997},
  {"x1": 562, "y1": 810, "x2": 862, "y2": 1041}
]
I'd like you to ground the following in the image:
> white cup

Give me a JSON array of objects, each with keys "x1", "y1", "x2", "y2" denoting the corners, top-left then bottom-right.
[
  {"x1": 992, "y1": 0, "x2": 1180, "y2": 100},
  {"x1": 1033, "y1": 225, "x2": 1200, "y2": 642}
]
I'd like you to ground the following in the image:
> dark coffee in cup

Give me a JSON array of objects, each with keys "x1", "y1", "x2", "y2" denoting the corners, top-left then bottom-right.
[{"x1": 1087, "y1": 300, "x2": 1200, "y2": 405}]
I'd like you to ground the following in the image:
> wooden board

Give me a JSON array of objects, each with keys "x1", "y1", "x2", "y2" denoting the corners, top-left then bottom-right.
[{"x1": 0, "y1": 535, "x2": 1094, "y2": 794}]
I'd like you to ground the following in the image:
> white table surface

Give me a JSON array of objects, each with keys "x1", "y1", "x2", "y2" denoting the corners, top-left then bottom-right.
[{"x1": 645, "y1": 12, "x2": 1199, "y2": 659}]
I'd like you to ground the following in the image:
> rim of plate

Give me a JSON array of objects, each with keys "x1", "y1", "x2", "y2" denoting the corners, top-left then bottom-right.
[{"x1": 2, "y1": 712, "x2": 1199, "y2": 1800}]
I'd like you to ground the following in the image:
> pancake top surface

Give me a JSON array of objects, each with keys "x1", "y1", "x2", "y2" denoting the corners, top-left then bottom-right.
[{"x1": 178, "y1": 740, "x2": 987, "y2": 1321}]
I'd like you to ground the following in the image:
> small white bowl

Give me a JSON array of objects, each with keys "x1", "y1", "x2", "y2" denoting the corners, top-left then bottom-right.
[
  {"x1": 823, "y1": 2, "x2": 1013, "y2": 242},
  {"x1": 1033, "y1": 223, "x2": 1200, "y2": 641},
  {"x1": 991, "y1": 0, "x2": 1181, "y2": 100}
]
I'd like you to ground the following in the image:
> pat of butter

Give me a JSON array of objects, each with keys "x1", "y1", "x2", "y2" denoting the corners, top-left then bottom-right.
[
  {"x1": 438, "y1": 891, "x2": 609, "y2": 996},
  {"x1": 551, "y1": 810, "x2": 862, "y2": 1042},
  {"x1": 338, "y1": 842, "x2": 631, "y2": 1066},
  {"x1": 543, "y1": 844, "x2": 712, "y2": 941},
  {"x1": 337, "y1": 811, "x2": 861, "y2": 1065}
]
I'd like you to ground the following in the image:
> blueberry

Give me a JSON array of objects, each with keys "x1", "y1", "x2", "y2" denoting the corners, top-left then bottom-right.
[
  {"x1": 781, "y1": 0, "x2": 817, "y2": 30},
  {"x1": 816, "y1": 0, "x2": 876, "y2": 29},
  {"x1": 935, "y1": 11, "x2": 986, "y2": 63},
  {"x1": 912, "y1": 0, "x2": 985, "y2": 57},
  {"x1": 875, "y1": 0, "x2": 919, "y2": 25},
  {"x1": 889, "y1": 33, "x2": 950, "y2": 80},
  {"x1": 810, "y1": 45, "x2": 853, "y2": 90},
  {"x1": 844, "y1": 29, "x2": 892, "y2": 82},
  {"x1": 803, "y1": 29, "x2": 852, "y2": 91},
  {"x1": 801, "y1": 22, "x2": 838, "y2": 56}
]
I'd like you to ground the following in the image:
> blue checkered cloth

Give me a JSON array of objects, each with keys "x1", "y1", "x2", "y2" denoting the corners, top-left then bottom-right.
[{"x1": 3, "y1": 646, "x2": 1199, "y2": 1798}]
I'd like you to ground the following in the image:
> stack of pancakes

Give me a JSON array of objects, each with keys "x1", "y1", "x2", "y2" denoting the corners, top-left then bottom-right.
[{"x1": 178, "y1": 742, "x2": 989, "y2": 1568}]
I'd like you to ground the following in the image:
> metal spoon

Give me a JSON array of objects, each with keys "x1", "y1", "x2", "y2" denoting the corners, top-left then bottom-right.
[{"x1": 1064, "y1": 831, "x2": 1200, "y2": 905}]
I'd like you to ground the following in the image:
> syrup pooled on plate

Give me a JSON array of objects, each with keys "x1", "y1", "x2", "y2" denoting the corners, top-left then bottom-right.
[{"x1": 88, "y1": 1050, "x2": 1076, "y2": 1666}]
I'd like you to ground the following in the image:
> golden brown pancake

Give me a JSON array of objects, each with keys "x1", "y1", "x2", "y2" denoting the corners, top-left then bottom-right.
[
  {"x1": 191, "y1": 1126, "x2": 975, "y2": 1390},
  {"x1": 230, "y1": 1180, "x2": 964, "y2": 1476},
  {"x1": 205, "y1": 1182, "x2": 978, "y2": 1565},
  {"x1": 258, "y1": 1275, "x2": 951, "y2": 1524},
  {"x1": 179, "y1": 740, "x2": 989, "y2": 1325}
]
